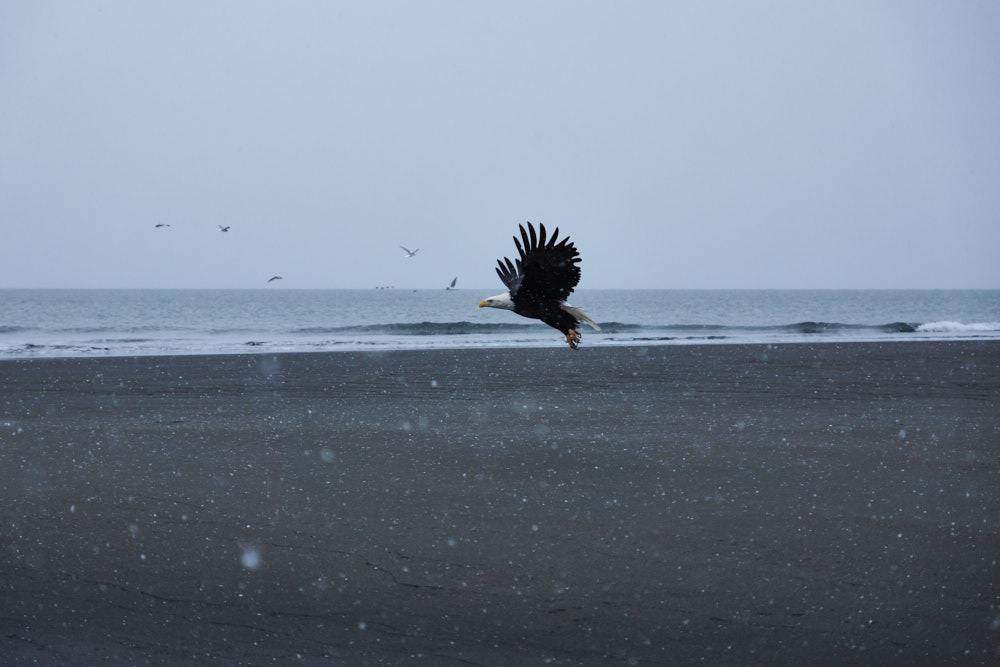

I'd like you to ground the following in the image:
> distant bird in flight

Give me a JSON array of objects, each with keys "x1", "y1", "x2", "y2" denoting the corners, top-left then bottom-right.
[
  {"x1": 446, "y1": 277, "x2": 457, "y2": 290},
  {"x1": 267, "y1": 276, "x2": 283, "y2": 283},
  {"x1": 218, "y1": 225, "x2": 231, "y2": 232},
  {"x1": 154, "y1": 223, "x2": 170, "y2": 228},
  {"x1": 479, "y1": 222, "x2": 599, "y2": 350},
  {"x1": 399, "y1": 245, "x2": 419, "y2": 258}
]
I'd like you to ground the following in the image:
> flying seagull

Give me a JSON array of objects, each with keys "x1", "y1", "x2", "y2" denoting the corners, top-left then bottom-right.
[
  {"x1": 446, "y1": 277, "x2": 457, "y2": 290},
  {"x1": 479, "y1": 222, "x2": 599, "y2": 349},
  {"x1": 399, "y1": 245, "x2": 419, "y2": 258},
  {"x1": 218, "y1": 225, "x2": 230, "y2": 232},
  {"x1": 267, "y1": 276, "x2": 283, "y2": 283},
  {"x1": 154, "y1": 223, "x2": 170, "y2": 228}
]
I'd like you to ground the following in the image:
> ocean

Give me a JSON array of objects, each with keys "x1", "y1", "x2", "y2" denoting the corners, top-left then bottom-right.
[{"x1": 1, "y1": 288, "x2": 998, "y2": 359}]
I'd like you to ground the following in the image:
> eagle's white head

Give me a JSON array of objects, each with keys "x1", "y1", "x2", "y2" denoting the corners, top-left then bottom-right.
[{"x1": 478, "y1": 292, "x2": 515, "y2": 311}]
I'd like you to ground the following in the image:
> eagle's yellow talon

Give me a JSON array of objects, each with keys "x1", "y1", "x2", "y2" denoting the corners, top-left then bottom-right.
[{"x1": 565, "y1": 329, "x2": 581, "y2": 349}]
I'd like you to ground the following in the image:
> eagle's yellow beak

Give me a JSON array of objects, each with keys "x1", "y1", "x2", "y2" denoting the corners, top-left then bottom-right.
[{"x1": 478, "y1": 299, "x2": 489, "y2": 308}]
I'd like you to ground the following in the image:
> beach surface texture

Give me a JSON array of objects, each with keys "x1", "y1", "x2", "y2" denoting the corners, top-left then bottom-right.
[{"x1": 1, "y1": 342, "x2": 998, "y2": 664}]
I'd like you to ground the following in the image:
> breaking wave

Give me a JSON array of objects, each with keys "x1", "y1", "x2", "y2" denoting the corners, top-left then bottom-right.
[
  {"x1": 51, "y1": 325, "x2": 197, "y2": 334},
  {"x1": 915, "y1": 321, "x2": 1000, "y2": 333},
  {"x1": 777, "y1": 321, "x2": 916, "y2": 334}
]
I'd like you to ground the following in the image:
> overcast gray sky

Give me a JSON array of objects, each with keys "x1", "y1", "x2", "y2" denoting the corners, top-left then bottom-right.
[{"x1": 2, "y1": 1, "x2": 998, "y2": 289}]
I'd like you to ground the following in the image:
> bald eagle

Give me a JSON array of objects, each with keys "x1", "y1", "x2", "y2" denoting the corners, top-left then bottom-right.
[{"x1": 479, "y1": 222, "x2": 599, "y2": 349}]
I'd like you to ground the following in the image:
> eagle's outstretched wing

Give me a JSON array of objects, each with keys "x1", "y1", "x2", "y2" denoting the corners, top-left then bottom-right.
[{"x1": 496, "y1": 222, "x2": 580, "y2": 303}]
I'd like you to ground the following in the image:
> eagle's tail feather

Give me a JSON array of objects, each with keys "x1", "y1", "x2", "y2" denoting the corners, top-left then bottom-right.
[{"x1": 561, "y1": 303, "x2": 600, "y2": 331}]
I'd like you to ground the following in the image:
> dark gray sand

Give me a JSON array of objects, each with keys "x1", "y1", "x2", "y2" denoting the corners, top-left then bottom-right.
[{"x1": 1, "y1": 342, "x2": 998, "y2": 665}]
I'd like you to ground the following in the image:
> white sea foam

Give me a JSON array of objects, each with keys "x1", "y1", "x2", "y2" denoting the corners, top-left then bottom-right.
[{"x1": 916, "y1": 321, "x2": 1000, "y2": 333}]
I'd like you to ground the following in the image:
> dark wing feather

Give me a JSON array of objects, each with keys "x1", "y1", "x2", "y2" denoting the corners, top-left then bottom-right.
[
  {"x1": 495, "y1": 257, "x2": 523, "y2": 291},
  {"x1": 514, "y1": 221, "x2": 581, "y2": 302}
]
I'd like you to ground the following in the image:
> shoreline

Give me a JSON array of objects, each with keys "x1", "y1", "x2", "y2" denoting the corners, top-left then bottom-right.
[
  {"x1": 5, "y1": 332, "x2": 1000, "y2": 363},
  {"x1": 2, "y1": 341, "x2": 998, "y2": 663}
]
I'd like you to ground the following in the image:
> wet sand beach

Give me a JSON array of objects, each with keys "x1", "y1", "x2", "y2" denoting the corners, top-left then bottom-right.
[{"x1": 1, "y1": 342, "x2": 998, "y2": 664}]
